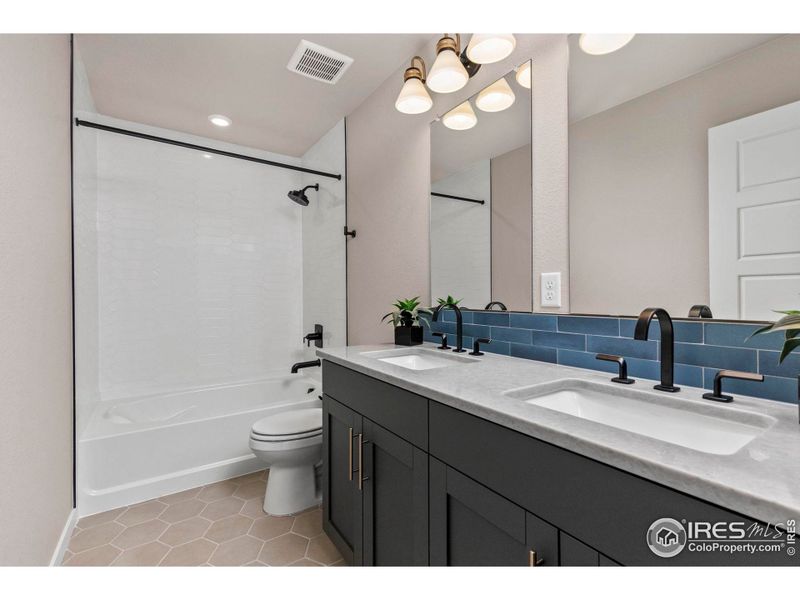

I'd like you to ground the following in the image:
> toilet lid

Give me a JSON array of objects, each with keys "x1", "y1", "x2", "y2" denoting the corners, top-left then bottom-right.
[{"x1": 252, "y1": 407, "x2": 322, "y2": 437}]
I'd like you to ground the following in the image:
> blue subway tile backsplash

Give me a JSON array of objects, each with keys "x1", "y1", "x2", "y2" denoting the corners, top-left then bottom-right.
[{"x1": 425, "y1": 311, "x2": 798, "y2": 405}]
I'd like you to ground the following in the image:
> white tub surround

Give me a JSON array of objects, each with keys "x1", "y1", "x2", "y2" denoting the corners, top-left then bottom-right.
[
  {"x1": 78, "y1": 374, "x2": 320, "y2": 516},
  {"x1": 318, "y1": 344, "x2": 800, "y2": 525}
]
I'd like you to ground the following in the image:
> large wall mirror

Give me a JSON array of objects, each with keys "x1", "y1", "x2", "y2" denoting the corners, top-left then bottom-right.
[
  {"x1": 569, "y1": 34, "x2": 800, "y2": 321},
  {"x1": 429, "y1": 62, "x2": 532, "y2": 311}
]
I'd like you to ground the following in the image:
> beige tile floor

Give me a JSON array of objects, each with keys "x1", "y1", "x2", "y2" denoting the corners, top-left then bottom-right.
[{"x1": 62, "y1": 470, "x2": 344, "y2": 566}]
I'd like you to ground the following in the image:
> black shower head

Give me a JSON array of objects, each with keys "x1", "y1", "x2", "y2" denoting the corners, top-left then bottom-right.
[{"x1": 287, "y1": 183, "x2": 319, "y2": 207}]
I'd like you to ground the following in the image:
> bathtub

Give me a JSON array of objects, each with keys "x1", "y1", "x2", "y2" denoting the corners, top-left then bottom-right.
[{"x1": 78, "y1": 372, "x2": 321, "y2": 516}]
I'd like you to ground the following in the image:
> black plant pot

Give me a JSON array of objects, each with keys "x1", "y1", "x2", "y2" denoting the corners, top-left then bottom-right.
[{"x1": 394, "y1": 325, "x2": 423, "y2": 346}]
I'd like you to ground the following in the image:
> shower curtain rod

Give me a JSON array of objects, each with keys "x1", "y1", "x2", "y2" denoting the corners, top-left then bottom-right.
[
  {"x1": 431, "y1": 192, "x2": 485, "y2": 205},
  {"x1": 74, "y1": 119, "x2": 342, "y2": 181}
]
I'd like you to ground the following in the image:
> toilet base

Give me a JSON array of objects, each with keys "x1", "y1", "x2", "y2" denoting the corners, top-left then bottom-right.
[{"x1": 263, "y1": 464, "x2": 319, "y2": 516}]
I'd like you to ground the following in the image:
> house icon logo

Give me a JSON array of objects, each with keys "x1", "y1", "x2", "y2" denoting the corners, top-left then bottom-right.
[{"x1": 647, "y1": 518, "x2": 687, "y2": 558}]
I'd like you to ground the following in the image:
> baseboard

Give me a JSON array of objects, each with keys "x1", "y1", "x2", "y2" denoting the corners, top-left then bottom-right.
[{"x1": 49, "y1": 508, "x2": 78, "y2": 566}]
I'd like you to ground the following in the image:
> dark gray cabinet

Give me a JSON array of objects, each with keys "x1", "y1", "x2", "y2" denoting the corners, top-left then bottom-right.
[
  {"x1": 322, "y1": 361, "x2": 797, "y2": 567},
  {"x1": 430, "y1": 458, "x2": 558, "y2": 566},
  {"x1": 362, "y1": 419, "x2": 428, "y2": 566},
  {"x1": 322, "y1": 365, "x2": 429, "y2": 566},
  {"x1": 322, "y1": 395, "x2": 362, "y2": 565}
]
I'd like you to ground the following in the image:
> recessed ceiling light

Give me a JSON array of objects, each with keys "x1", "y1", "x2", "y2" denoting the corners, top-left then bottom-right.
[
  {"x1": 208, "y1": 114, "x2": 231, "y2": 127},
  {"x1": 202, "y1": 153, "x2": 213, "y2": 159}
]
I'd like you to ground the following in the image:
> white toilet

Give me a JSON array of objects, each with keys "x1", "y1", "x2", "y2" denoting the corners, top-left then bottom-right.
[{"x1": 249, "y1": 407, "x2": 323, "y2": 516}]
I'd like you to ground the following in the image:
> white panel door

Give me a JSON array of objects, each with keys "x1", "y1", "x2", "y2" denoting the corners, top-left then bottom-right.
[{"x1": 709, "y1": 100, "x2": 800, "y2": 321}]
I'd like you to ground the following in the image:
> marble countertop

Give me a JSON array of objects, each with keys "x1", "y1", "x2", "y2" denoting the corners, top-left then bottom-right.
[{"x1": 318, "y1": 343, "x2": 800, "y2": 525}]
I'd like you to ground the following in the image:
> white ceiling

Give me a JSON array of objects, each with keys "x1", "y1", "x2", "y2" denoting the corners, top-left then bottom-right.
[
  {"x1": 431, "y1": 68, "x2": 531, "y2": 182},
  {"x1": 569, "y1": 33, "x2": 782, "y2": 123},
  {"x1": 76, "y1": 34, "x2": 434, "y2": 157}
]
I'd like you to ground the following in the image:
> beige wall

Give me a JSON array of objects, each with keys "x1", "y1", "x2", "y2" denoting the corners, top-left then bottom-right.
[
  {"x1": 346, "y1": 35, "x2": 570, "y2": 344},
  {"x1": 569, "y1": 35, "x2": 800, "y2": 316},
  {"x1": 491, "y1": 144, "x2": 532, "y2": 311},
  {"x1": 0, "y1": 35, "x2": 73, "y2": 565}
]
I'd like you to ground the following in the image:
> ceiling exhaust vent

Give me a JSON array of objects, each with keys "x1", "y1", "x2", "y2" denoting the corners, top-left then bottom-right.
[{"x1": 287, "y1": 40, "x2": 354, "y2": 85}]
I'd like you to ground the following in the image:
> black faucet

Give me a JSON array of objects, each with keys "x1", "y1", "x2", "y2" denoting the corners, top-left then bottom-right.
[
  {"x1": 484, "y1": 301, "x2": 507, "y2": 311},
  {"x1": 702, "y1": 370, "x2": 764, "y2": 403},
  {"x1": 291, "y1": 359, "x2": 320, "y2": 373},
  {"x1": 303, "y1": 324, "x2": 323, "y2": 348},
  {"x1": 470, "y1": 338, "x2": 491, "y2": 356},
  {"x1": 432, "y1": 332, "x2": 450, "y2": 350},
  {"x1": 634, "y1": 308, "x2": 680, "y2": 392},
  {"x1": 688, "y1": 304, "x2": 713, "y2": 318},
  {"x1": 431, "y1": 303, "x2": 466, "y2": 353}
]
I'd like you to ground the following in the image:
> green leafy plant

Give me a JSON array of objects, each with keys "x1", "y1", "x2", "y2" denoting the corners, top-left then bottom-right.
[
  {"x1": 381, "y1": 297, "x2": 431, "y2": 329},
  {"x1": 436, "y1": 295, "x2": 462, "y2": 308},
  {"x1": 752, "y1": 310, "x2": 800, "y2": 363}
]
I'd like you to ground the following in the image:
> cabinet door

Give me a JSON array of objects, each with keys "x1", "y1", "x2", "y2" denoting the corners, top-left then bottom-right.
[
  {"x1": 322, "y1": 396, "x2": 362, "y2": 565},
  {"x1": 430, "y1": 458, "x2": 558, "y2": 566},
  {"x1": 560, "y1": 532, "x2": 599, "y2": 566},
  {"x1": 361, "y1": 419, "x2": 428, "y2": 566}
]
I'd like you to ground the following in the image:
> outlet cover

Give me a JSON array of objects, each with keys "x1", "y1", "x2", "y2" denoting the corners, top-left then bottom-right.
[{"x1": 541, "y1": 272, "x2": 562, "y2": 308}]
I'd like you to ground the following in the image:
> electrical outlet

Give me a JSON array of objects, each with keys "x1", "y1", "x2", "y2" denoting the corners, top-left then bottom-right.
[{"x1": 540, "y1": 272, "x2": 561, "y2": 308}]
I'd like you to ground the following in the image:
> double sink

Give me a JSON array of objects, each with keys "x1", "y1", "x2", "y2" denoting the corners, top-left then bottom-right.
[{"x1": 360, "y1": 347, "x2": 775, "y2": 456}]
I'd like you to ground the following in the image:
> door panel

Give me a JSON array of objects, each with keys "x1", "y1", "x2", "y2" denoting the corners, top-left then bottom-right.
[
  {"x1": 560, "y1": 532, "x2": 599, "y2": 566},
  {"x1": 322, "y1": 396, "x2": 362, "y2": 565},
  {"x1": 709, "y1": 99, "x2": 800, "y2": 320},
  {"x1": 430, "y1": 458, "x2": 557, "y2": 566},
  {"x1": 362, "y1": 419, "x2": 428, "y2": 566}
]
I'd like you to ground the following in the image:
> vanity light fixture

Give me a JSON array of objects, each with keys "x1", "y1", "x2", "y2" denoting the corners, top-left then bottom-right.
[
  {"x1": 208, "y1": 114, "x2": 232, "y2": 127},
  {"x1": 475, "y1": 76, "x2": 515, "y2": 112},
  {"x1": 466, "y1": 34, "x2": 516, "y2": 64},
  {"x1": 395, "y1": 56, "x2": 433, "y2": 114},
  {"x1": 426, "y1": 34, "x2": 470, "y2": 94},
  {"x1": 515, "y1": 61, "x2": 531, "y2": 89},
  {"x1": 442, "y1": 100, "x2": 477, "y2": 130},
  {"x1": 578, "y1": 33, "x2": 635, "y2": 55}
]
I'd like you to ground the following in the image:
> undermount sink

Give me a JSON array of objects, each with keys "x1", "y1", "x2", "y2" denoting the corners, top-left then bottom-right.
[
  {"x1": 361, "y1": 348, "x2": 478, "y2": 371},
  {"x1": 504, "y1": 379, "x2": 775, "y2": 456}
]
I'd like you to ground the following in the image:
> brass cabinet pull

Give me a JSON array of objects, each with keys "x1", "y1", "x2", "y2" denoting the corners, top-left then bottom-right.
[
  {"x1": 529, "y1": 549, "x2": 544, "y2": 566},
  {"x1": 347, "y1": 427, "x2": 353, "y2": 481}
]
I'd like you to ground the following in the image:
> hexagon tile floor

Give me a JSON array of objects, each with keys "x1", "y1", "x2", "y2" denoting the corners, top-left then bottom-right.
[{"x1": 62, "y1": 470, "x2": 344, "y2": 566}]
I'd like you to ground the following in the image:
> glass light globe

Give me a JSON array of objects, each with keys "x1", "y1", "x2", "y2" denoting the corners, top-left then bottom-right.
[
  {"x1": 427, "y1": 48, "x2": 469, "y2": 94},
  {"x1": 475, "y1": 77, "x2": 515, "y2": 112},
  {"x1": 466, "y1": 34, "x2": 516, "y2": 64},
  {"x1": 515, "y1": 61, "x2": 531, "y2": 89},
  {"x1": 442, "y1": 101, "x2": 477, "y2": 130},
  {"x1": 395, "y1": 76, "x2": 433, "y2": 114},
  {"x1": 578, "y1": 34, "x2": 635, "y2": 55}
]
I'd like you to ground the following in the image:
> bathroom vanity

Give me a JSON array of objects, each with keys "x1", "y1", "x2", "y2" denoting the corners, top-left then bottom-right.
[{"x1": 319, "y1": 345, "x2": 800, "y2": 566}]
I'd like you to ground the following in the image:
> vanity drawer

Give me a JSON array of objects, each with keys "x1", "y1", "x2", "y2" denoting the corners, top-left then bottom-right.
[
  {"x1": 429, "y1": 401, "x2": 794, "y2": 566},
  {"x1": 322, "y1": 360, "x2": 428, "y2": 450}
]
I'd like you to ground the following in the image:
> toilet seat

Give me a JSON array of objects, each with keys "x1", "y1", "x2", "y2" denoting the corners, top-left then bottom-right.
[{"x1": 250, "y1": 407, "x2": 322, "y2": 446}]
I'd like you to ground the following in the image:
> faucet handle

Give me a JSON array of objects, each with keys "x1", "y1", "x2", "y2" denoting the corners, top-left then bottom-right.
[
  {"x1": 470, "y1": 338, "x2": 491, "y2": 356},
  {"x1": 432, "y1": 332, "x2": 450, "y2": 350},
  {"x1": 702, "y1": 370, "x2": 764, "y2": 403},
  {"x1": 595, "y1": 354, "x2": 635, "y2": 384}
]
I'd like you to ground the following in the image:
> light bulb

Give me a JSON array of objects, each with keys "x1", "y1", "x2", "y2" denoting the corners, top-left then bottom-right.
[
  {"x1": 466, "y1": 34, "x2": 516, "y2": 64},
  {"x1": 427, "y1": 48, "x2": 469, "y2": 94},
  {"x1": 515, "y1": 61, "x2": 531, "y2": 89},
  {"x1": 208, "y1": 114, "x2": 231, "y2": 127},
  {"x1": 395, "y1": 76, "x2": 432, "y2": 114},
  {"x1": 578, "y1": 34, "x2": 635, "y2": 55},
  {"x1": 442, "y1": 100, "x2": 477, "y2": 130},
  {"x1": 475, "y1": 77, "x2": 515, "y2": 112}
]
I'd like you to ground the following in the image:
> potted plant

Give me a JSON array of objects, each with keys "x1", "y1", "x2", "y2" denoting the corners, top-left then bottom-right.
[
  {"x1": 753, "y1": 309, "x2": 800, "y2": 420},
  {"x1": 381, "y1": 297, "x2": 431, "y2": 346}
]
